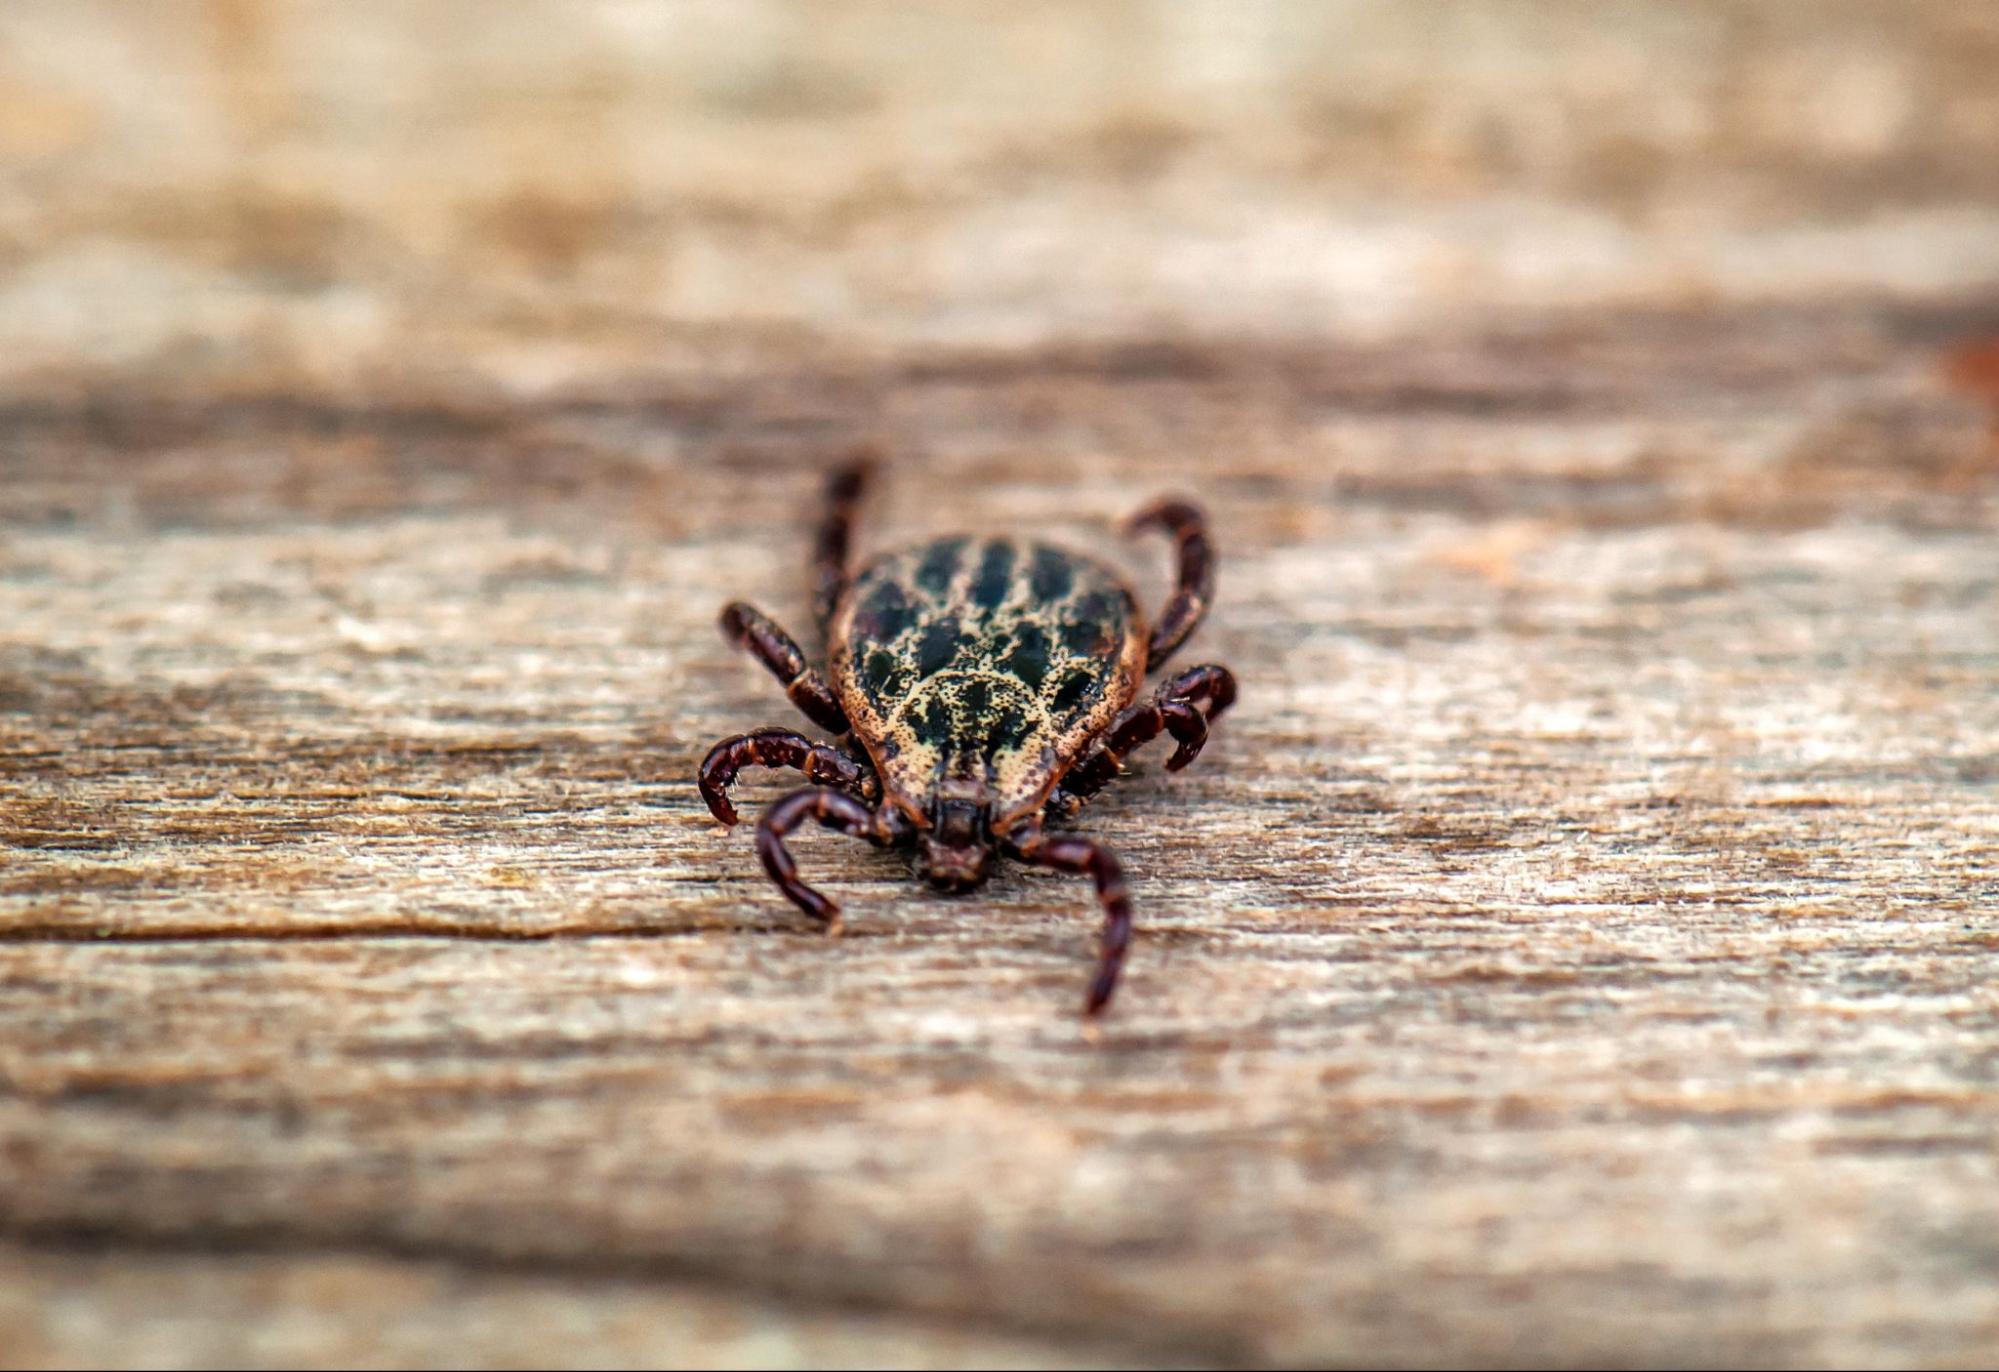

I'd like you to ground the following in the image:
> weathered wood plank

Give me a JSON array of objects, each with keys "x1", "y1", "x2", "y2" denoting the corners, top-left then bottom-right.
[
  {"x1": 6, "y1": 301, "x2": 1997, "y2": 1368},
  {"x1": 3, "y1": 3, "x2": 1999, "y2": 1367},
  {"x1": 0, "y1": 1244, "x2": 1154, "y2": 1371}
]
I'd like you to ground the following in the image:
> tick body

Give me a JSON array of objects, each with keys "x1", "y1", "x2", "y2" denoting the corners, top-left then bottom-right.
[{"x1": 698, "y1": 462, "x2": 1235, "y2": 1014}]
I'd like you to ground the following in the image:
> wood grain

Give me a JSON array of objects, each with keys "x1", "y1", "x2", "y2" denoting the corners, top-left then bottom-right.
[{"x1": 3, "y1": 3, "x2": 1998, "y2": 1367}]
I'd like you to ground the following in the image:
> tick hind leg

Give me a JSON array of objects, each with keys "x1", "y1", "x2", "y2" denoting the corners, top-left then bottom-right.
[
  {"x1": 1004, "y1": 820, "x2": 1133, "y2": 1015},
  {"x1": 719, "y1": 602, "x2": 851, "y2": 735},
  {"x1": 1128, "y1": 497, "x2": 1215, "y2": 672},
  {"x1": 1047, "y1": 663, "x2": 1237, "y2": 819},
  {"x1": 813, "y1": 455, "x2": 874, "y2": 637},
  {"x1": 698, "y1": 727, "x2": 878, "y2": 827},
  {"x1": 755, "y1": 787, "x2": 908, "y2": 934}
]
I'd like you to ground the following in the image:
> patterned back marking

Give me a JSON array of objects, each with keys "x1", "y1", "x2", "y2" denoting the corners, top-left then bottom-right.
[{"x1": 833, "y1": 536, "x2": 1145, "y2": 824}]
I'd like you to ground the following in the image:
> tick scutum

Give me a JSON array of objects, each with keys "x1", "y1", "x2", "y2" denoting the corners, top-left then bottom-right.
[{"x1": 831, "y1": 535, "x2": 1146, "y2": 826}]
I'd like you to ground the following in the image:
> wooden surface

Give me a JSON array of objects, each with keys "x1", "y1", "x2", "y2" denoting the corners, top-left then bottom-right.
[{"x1": 4, "y1": 4, "x2": 1999, "y2": 1368}]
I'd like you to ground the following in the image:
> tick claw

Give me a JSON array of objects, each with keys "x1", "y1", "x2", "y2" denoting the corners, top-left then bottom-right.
[{"x1": 824, "y1": 913, "x2": 845, "y2": 938}]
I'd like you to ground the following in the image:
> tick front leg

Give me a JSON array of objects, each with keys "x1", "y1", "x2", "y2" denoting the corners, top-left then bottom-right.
[
  {"x1": 756, "y1": 787, "x2": 908, "y2": 934},
  {"x1": 1004, "y1": 820, "x2": 1134, "y2": 1015},
  {"x1": 812, "y1": 454, "x2": 875, "y2": 637},
  {"x1": 719, "y1": 602, "x2": 852, "y2": 735},
  {"x1": 1127, "y1": 497, "x2": 1215, "y2": 672},
  {"x1": 698, "y1": 727, "x2": 878, "y2": 826},
  {"x1": 1047, "y1": 663, "x2": 1238, "y2": 819}
]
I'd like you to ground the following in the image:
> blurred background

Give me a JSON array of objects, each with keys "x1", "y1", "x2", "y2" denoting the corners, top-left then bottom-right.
[
  {"x1": 3, "y1": 2, "x2": 1995, "y2": 398},
  {"x1": 5, "y1": 4, "x2": 1999, "y2": 1369}
]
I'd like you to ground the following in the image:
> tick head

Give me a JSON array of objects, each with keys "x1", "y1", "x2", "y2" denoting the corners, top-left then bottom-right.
[{"x1": 919, "y1": 797, "x2": 993, "y2": 892}]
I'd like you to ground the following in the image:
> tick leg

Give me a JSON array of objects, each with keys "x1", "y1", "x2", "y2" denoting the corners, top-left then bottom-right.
[
  {"x1": 1047, "y1": 663, "x2": 1238, "y2": 819},
  {"x1": 813, "y1": 454, "x2": 875, "y2": 637},
  {"x1": 719, "y1": 602, "x2": 851, "y2": 735},
  {"x1": 1127, "y1": 497, "x2": 1215, "y2": 672},
  {"x1": 1157, "y1": 663, "x2": 1237, "y2": 724},
  {"x1": 698, "y1": 727, "x2": 878, "y2": 827},
  {"x1": 1004, "y1": 820, "x2": 1134, "y2": 1016},
  {"x1": 1056, "y1": 700, "x2": 1206, "y2": 810},
  {"x1": 756, "y1": 787, "x2": 906, "y2": 933}
]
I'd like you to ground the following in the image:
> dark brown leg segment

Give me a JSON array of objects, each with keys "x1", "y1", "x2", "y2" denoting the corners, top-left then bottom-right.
[
  {"x1": 698, "y1": 727, "x2": 878, "y2": 827},
  {"x1": 1005, "y1": 820, "x2": 1134, "y2": 1016},
  {"x1": 1057, "y1": 700, "x2": 1207, "y2": 805},
  {"x1": 1128, "y1": 497, "x2": 1215, "y2": 671},
  {"x1": 719, "y1": 602, "x2": 851, "y2": 735},
  {"x1": 755, "y1": 787, "x2": 906, "y2": 931},
  {"x1": 1048, "y1": 663, "x2": 1238, "y2": 817},
  {"x1": 813, "y1": 455, "x2": 875, "y2": 635}
]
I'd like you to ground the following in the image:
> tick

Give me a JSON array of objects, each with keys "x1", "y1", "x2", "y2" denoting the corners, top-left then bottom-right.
[{"x1": 697, "y1": 461, "x2": 1236, "y2": 1014}]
